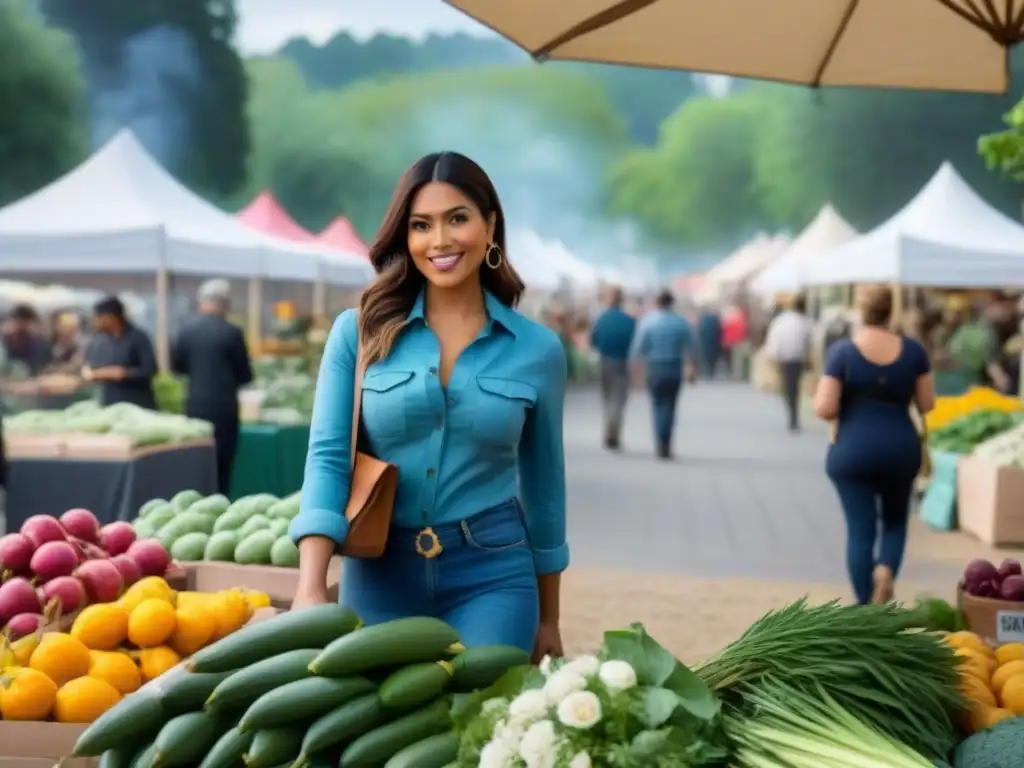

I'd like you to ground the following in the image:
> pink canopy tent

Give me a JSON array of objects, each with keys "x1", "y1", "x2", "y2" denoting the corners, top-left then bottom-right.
[
  {"x1": 237, "y1": 191, "x2": 316, "y2": 242},
  {"x1": 318, "y1": 216, "x2": 369, "y2": 258}
]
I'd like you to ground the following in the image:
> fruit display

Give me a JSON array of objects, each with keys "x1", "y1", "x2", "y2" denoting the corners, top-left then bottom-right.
[
  {"x1": 250, "y1": 355, "x2": 315, "y2": 425},
  {"x1": 0, "y1": 508, "x2": 177, "y2": 638},
  {"x1": 68, "y1": 607, "x2": 528, "y2": 768},
  {"x1": 928, "y1": 409, "x2": 1024, "y2": 454},
  {"x1": 945, "y1": 630, "x2": 1024, "y2": 734},
  {"x1": 926, "y1": 385, "x2": 1024, "y2": 431},
  {"x1": 131, "y1": 491, "x2": 301, "y2": 568},
  {"x1": 4, "y1": 400, "x2": 213, "y2": 447},
  {"x1": 0, "y1": 575, "x2": 270, "y2": 725},
  {"x1": 961, "y1": 557, "x2": 1024, "y2": 601}
]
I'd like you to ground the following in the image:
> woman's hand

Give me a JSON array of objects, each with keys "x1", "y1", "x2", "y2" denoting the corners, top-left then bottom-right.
[
  {"x1": 532, "y1": 620, "x2": 564, "y2": 664},
  {"x1": 291, "y1": 583, "x2": 330, "y2": 611}
]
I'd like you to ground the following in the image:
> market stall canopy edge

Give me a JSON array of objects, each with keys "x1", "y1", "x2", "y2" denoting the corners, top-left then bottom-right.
[{"x1": 752, "y1": 204, "x2": 858, "y2": 295}]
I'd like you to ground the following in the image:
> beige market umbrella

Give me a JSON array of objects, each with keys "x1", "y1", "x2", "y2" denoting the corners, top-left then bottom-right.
[{"x1": 443, "y1": 0, "x2": 1023, "y2": 93}]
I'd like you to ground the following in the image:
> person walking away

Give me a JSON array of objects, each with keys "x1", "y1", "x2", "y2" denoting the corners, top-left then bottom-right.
[
  {"x1": 289, "y1": 152, "x2": 568, "y2": 663},
  {"x1": 630, "y1": 289, "x2": 697, "y2": 460},
  {"x1": 813, "y1": 286, "x2": 935, "y2": 605},
  {"x1": 172, "y1": 280, "x2": 254, "y2": 495},
  {"x1": 590, "y1": 285, "x2": 635, "y2": 450},
  {"x1": 1, "y1": 304, "x2": 52, "y2": 376},
  {"x1": 721, "y1": 303, "x2": 748, "y2": 379},
  {"x1": 765, "y1": 295, "x2": 813, "y2": 432},
  {"x1": 83, "y1": 297, "x2": 158, "y2": 409},
  {"x1": 697, "y1": 305, "x2": 723, "y2": 379}
]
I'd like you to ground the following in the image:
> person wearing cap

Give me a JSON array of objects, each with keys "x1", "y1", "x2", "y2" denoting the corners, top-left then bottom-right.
[
  {"x1": 83, "y1": 296, "x2": 158, "y2": 409},
  {"x1": 172, "y1": 280, "x2": 253, "y2": 494}
]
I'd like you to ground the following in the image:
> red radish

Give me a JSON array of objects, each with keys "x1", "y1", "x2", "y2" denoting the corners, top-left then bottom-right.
[
  {"x1": 20, "y1": 515, "x2": 66, "y2": 548},
  {"x1": 126, "y1": 539, "x2": 171, "y2": 577},
  {"x1": 0, "y1": 577, "x2": 43, "y2": 625},
  {"x1": 6, "y1": 612, "x2": 44, "y2": 639},
  {"x1": 40, "y1": 575, "x2": 86, "y2": 615},
  {"x1": 0, "y1": 533, "x2": 34, "y2": 575},
  {"x1": 74, "y1": 560, "x2": 124, "y2": 603},
  {"x1": 109, "y1": 554, "x2": 141, "y2": 586},
  {"x1": 99, "y1": 522, "x2": 136, "y2": 557},
  {"x1": 60, "y1": 508, "x2": 100, "y2": 544},
  {"x1": 30, "y1": 540, "x2": 79, "y2": 582},
  {"x1": 67, "y1": 535, "x2": 109, "y2": 561}
]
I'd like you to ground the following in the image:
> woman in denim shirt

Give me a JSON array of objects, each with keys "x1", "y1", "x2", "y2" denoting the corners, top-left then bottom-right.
[{"x1": 290, "y1": 152, "x2": 569, "y2": 659}]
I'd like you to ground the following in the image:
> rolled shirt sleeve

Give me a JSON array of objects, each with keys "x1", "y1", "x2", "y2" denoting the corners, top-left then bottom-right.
[
  {"x1": 289, "y1": 310, "x2": 358, "y2": 546},
  {"x1": 517, "y1": 334, "x2": 570, "y2": 575}
]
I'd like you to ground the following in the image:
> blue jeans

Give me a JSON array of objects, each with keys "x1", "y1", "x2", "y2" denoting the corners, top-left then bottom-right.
[
  {"x1": 646, "y1": 363, "x2": 683, "y2": 448},
  {"x1": 340, "y1": 499, "x2": 540, "y2": 653},
  {"x1": 830, "y1": 475, "x2": 915, "y2": 604}
]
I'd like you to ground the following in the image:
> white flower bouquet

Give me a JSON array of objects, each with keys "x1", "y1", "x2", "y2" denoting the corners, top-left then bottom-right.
[{"x1": 449, "y1": 624, "x2": 730, "y2": 767}]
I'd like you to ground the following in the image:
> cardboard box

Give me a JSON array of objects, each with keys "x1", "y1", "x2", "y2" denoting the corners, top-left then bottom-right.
[
  {"x1": 0, "y1": 722, "x2": 95, "y2": 764},
  {"x1": 62, "y1": 435, "x2": 215, "y2": 461},
  {"x1": 184, "y1": 559, "x2": 342, "y2": 609},
  {"x1": 956, "y1": 456, "x2": 1024, "y2": 546},
  {"x1": 4, "y1": 434, "x2": 67, "y2": 458},
  {"x1": 958, "y1": 588, "x2": 1024, "y2": 647}
]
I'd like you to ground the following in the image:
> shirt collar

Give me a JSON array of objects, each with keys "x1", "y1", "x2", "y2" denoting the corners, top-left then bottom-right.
[{"x1": 407, "y1": 287, "x2": 517, "y2": 337}]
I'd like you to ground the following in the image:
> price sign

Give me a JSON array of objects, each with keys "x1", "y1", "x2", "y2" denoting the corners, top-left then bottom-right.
[{"x1": 997, "y1": 611, "x2": 1024, "y2": 643}]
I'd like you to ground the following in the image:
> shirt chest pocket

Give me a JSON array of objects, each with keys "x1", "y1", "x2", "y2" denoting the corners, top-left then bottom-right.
[
  {"x1": 361, "y1": 370, "x2": 431, "y2": 441},
  {"x1": 472, "y1": 376, "x2": 537, "y2": 447}
]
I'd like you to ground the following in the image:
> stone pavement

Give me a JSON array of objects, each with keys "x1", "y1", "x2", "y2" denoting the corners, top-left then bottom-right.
[{"x1": 558, "y1": 381, "x2": 1019, "y2": 658}]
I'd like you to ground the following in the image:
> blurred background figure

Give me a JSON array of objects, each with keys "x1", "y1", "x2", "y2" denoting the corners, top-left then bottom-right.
[
  {"x1": 172, "y1": 279, "x2": 253, "y2": 494},
  {"x1": 50, "y1": 311, "x2": 85, "y2": 369},
  {"x1": 764, "y1": 294, "x2": 813, "y2": 433},
  {"x1": 590, "y1": 285, "x2": 636, "y2": 450},
  {"x1": 696, "y1": 303, "x2": 723, "y2": 379},
  {"x1": 83, "y1": 296, "x2": 158, "y2": 409},
  {"x1": 2, "y1": 304, "x2": 52, "y2": 376}
]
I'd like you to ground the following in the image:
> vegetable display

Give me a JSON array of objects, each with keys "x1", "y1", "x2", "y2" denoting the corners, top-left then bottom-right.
[
  {"x1": 4, "y1": 401, "x2": 213, "y2": 447},
  {"x1": 130, "y1": 491, "x2": 301, "y2": 568},
  {"x1": 961, "y1": 557, "x2": 1024, "y2": 601},
  {"x1": 928, "y1": 409, "x2": 1023, "y2": 454},
  {"x1": 926, "y1": 386, "x2": 1024, "y2": 432},
  {"x1": 947, "y1": 630, "x2": 1024, "y2": 737},
  {"x1": 250, "y1": 356, "x2": 315, "y2": 425},
  {"x1": 971, "y1": 422, "x2": 1024, "y2": 467}
]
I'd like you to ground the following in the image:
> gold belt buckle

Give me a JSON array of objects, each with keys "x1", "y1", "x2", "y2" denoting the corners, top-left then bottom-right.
[{"x1": 415, "y1": 527, "x2": 443, "y2": 559}]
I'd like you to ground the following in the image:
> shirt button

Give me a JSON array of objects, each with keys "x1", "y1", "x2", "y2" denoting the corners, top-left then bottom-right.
[{"x1": 426, "y1": 468, "x2": 436, "y2": 477}]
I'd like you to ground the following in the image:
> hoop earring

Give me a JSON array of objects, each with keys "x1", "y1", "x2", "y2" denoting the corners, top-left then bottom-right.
[{"x1": 485, "y1": 243, "x2": 503, "y2": 270}]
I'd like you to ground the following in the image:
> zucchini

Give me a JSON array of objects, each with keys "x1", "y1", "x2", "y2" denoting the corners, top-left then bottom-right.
[
  {"x1": 98, "y1": 745, "x2": 141, "y2": 768},
  {"x1": 198, "y1": 726, "x2": 254, "y2": 768},
  {"x1": 243, "y1": 726, "x2": 304, "y2": 767},
  {"x1": 340, "y1": 697, "x2": 452, "y2": 767},
  {"x1": 191, "y1": 604, "x2": 359, "y2": 673},
  {"x1": 310, "y1": 617, "x2": 460, "y2": 677},
  {"x1": 162, "y1": 671, "x2": 233, "y2": 715},
  {"x1": 153, "y1": 710, "x2": 232, "y2": 766},
  {"x1": 129, "y1": 742, "x2": 158, "y2": 768},
  {"x1": 384, "y1": 731, "x2": 459, "y2": 768},
  {"x1": 451, "y1": 645, "x2": 531, "y2": 691},
  {"x1": 207, "y1": 649, "x2": 320, "y2": 710},
  {"x1": 295, "y1": 694, "x2": 387, "y2": 767},
  {"x1": 72, "y1": 691, "x2": 164, "y2": 756},
  {"x1": 239, "y1": 675, "x2": 376, "y2": 732},
  {"x1": 378, "y1": 662, "x2": 453, "y2": 710}
]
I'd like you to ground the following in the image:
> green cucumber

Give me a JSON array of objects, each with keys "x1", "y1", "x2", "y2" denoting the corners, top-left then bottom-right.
[
  {"x1": 340, "y1": 697, "x2": 452, "y2": 767},
  {"x1": 98, "y1": 745, "x2": 142, "y2": 768},
  {"x1": 207, "y1": 649, "x2": 320, "y2": 710},
  {"x1": 72, "y1": 691, "x2": 165, "y2": 756},
  {"x1": 450, "y1": 645, "x2": 532, "y2": 691},
  {"x1": 198, "y1": 726, "x2": 254, "y2": 768},
  {"x1": 310, "y1": 617, "x2": 460, "y2": 677},
  {"x1": 239, "y1": 676, "x2": 376, "y2": 732},
  {"x1": 191, "y1": 603, "x2": 359, "y2": 673},
  {"x1": 244, "y1": 726, "x2": 305, "y2": 767},
  {"x1": 384, "y1": 732, "x2": 459, "y2": 768},
  {"x1": 153, "y1": 710, "x2": 231, "y2": 766},
  {"x1": 295, "y1": 693, "x2": 386, "y2": 766},
  {"x1": 162, "y1": 671, "x2": 233, "y2": 715},
  {"x1": 378, "y1": 661, "x2": 454, "y2": 710},
  {"x1": 129, "y1": 742, "x2": 158, "y2": 768}
]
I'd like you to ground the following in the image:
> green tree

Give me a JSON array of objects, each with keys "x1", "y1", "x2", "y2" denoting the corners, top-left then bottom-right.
[
  {"x1": 0, "y1": 0, "x2": 86, "y2": 206},
  {"x1": 39, "y1": 0, "x2": 250, "y2": 198}
]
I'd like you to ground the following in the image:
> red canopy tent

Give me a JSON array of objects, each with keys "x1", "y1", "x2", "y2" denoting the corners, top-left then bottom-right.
[
  {"x1": 318, "y1": 216, "x2": 369, "y2": 258},
  {"x1": 237, "y1": 191, "x2": 316, "y2": 242}
]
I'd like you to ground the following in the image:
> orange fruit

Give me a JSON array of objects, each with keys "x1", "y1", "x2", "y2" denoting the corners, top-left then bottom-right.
[
  {"x1": 0, "y1": 667, "x2": 58, "y2": 720},
  {"x1": 88, "y1": 651, "x2": 141, "y2": 695},
  {"x1": 956, "y1": 648, "x2": 992, "y2": 683},
  {"x1": 29, "y1": 633, "x2": 90, "y2": 687},
  {"x1": 995, "y1": 642, "x2": 1024, "y2": 666},
  {"x1": 1000, "y1": 673, "x2": 1024, "y2": 713},
  {"x1": 960, "y1": 674, "x2": 997, "y2": 708},
  {"x1": 128, "y1": 599, "x2": 177, "y2": 648},
  {"x1": 53, "y1": 676, "x2": 121, "y2": 723},
  {"x1": 946, "y1": 631, "x2": 993, "y2": 656}
]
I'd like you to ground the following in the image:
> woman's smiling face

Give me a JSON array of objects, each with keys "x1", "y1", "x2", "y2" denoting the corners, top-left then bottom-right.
[{"x1": 407, "y1": 181, "x2": 494, "y2": 290}]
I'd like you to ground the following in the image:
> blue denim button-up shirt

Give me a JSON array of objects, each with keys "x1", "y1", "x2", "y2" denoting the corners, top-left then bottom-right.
[{"x1": 290, "y1": 289, "x2": 570, "y2": 575}]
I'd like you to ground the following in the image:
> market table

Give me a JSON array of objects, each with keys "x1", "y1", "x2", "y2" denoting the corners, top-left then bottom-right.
[
  {"x1": 5, "y1": 440, "x2": 217, "y2": 529},
  {"x1": 229, "y1": 423, "x2": 310, "y2": 500}
]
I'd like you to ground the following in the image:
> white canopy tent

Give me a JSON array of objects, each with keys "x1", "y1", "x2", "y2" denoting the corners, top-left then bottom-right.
[
  {"x1": 0, "y1": 130, "x2": 372, "y2": 286},
  {"x1": 752, "y1": 205, "x2": 858, "y2": 295},
  {"x1": 803, "y1": 163, "x2": 1024, "y2": 287},
  {"x1": 698, "y1": 234, "x2": 790, "y2": 302}
]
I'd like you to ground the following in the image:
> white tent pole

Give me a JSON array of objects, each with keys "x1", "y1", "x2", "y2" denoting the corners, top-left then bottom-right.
[
  {"x1": 248, "y1": 277, "x2": 263, "y2": 350},
  {"x1": 155, "y1": 229, "x2": 170, "y2": 372}
]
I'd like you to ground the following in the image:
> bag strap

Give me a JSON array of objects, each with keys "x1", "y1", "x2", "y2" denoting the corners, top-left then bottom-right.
[{"x1": 350, "y1": 338, "x2": 366, "y2": 468}]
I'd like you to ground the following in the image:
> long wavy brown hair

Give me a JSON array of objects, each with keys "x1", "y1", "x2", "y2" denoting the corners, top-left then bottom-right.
[{"x1": 358, "y1": 152, "x2": 525, "y2": 364}]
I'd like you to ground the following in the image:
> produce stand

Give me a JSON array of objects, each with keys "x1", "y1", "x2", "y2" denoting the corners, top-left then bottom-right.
[
  {"x1": 959, "y1": 588, "x2": 1024, "y2": 647},
  {"x1": 183, "y1": 558, "x2": 340, "y2": 609},
  {"x1": 957, "y1": 455, "x2": 1024, "y2": 546},
  {"x1": 5, "y1": 439, "x2": 217, "y2": 528},
  {"x1": 229, "y1": 423, "x2": 310, "y2": 500}
]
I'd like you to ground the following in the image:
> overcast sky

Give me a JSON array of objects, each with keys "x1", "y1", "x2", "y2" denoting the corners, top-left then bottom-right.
[{"x1": 235, "y1": 0, "x2": 491, "y2": 52}]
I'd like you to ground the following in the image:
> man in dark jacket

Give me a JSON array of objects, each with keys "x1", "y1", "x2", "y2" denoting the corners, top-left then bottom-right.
[
  {"x1": 172, "y1": 280, "x2": 253, "y2": 494},
  {"x1": 83, "y1": 297, "x2": 158, "y2": 409}
]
